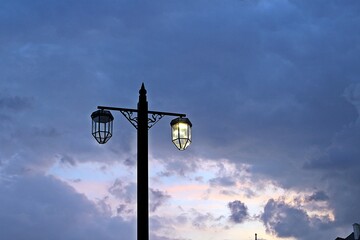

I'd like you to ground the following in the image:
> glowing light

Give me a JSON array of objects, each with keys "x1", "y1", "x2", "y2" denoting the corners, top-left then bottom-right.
[{"x1": 171, "y1": 117, "x2": 192, "y2": 150}]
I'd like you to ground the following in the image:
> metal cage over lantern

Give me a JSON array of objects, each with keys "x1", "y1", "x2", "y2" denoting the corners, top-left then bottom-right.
[
  {"x1": 91, "y1": 110, "x2": 114, "y2": 144},
  {"x1": 170, "y1": 117, "x2": 192, "y2": 150}
]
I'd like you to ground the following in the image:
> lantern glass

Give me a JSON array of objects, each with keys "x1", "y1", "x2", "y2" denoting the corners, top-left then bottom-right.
[
  {"x1": 171, "y1": 117, "x2": 192, "y2": 150},
  {"x1": 91, "y1": 110, "x2": 114, "y2": 144}
]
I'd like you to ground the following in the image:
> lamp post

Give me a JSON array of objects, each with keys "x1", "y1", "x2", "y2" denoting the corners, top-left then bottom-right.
[{"x1": 91, "y1": 83, "x2": 192, "y2": 240}]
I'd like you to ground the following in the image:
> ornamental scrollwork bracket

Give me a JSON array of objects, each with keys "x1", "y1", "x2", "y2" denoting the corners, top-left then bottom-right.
[
  {"x1": 120, "y1": 110, "x2": 138, "y2": 129},
  {"x1": 148, "y1": 113, "x2": 164, "y2": 129},
  {"x1": 120, "y1": 111, "x2": 164, "y2": 129}
]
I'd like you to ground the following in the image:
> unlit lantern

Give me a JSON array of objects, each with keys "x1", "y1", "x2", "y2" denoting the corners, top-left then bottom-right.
[{"x1": 91, "y1": 110, "x2": 114, "y2": 144}]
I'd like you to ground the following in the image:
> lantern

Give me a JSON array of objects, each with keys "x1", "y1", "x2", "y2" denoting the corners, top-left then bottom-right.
[
  {"x1": 91, "y1": 110, "x2": 114, "y2": 144},
  {"x1": 170, "y1": 117, "x2": 192, "y2": 150}
]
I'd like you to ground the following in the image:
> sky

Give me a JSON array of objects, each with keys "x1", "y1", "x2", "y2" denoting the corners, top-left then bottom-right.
[{"x1": 0, "y1": 0, "x2": 360, "y2": 239}]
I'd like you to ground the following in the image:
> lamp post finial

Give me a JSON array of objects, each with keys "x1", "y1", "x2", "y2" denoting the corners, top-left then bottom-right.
[{"x1": 140, "y1": 83, "x2": 147, "y2": 95}]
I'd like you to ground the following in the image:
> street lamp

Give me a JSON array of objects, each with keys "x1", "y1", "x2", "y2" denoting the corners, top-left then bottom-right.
[{"x1": 91, "y1": 83, "x2": 192, "y2": 240}]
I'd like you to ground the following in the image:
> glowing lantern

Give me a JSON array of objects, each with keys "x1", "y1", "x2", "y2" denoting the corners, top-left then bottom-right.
[{"x1": 170, "y1": 117, "x2": 192, "y2": 150}]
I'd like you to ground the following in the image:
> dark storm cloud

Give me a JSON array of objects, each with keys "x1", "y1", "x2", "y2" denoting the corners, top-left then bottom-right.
[
  {"x1": 303, "y1": 120, "x2": 360, "y2": 226},
  {"x1": 0, "y1": 0, "x2": 153, "y2": 170},
  {"x1": 228, "y1": 200, "x2": 249, "y2": 224},
  {"x1": 1, "y1": 0, "x2": 360, "y2": 239},
  {"x1": 261, "y1": 198, "x2": 334, "y2": 240},
  {"x1": 304, "y1": 122, "x2": 360, "y2": 172},
  {"x1": 146, "y1": 0, "x2": 360, "y2": 200},
  {"x1": 305, "y1": 123, "x2": 360, "y2": 227},
  {"x1": 261, "y1": 199, "x2": 311, "y2": 238},
  {"x1": 306, "y1": 190, "x2": 329, "y2": 202},
  {"x1": 0, "y1": 174, "x2": 135, "y2": 240}
]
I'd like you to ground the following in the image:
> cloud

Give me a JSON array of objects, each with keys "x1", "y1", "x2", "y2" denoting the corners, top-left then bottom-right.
[
  {"x1": 58, "y1": 154, "x2": 77, "y2": 166},
  {"x1": 150, "y1": 188, "x2": 171, "y2": 212},
  {"x1": 149, "y1": 214, "x2": 191, "y2": 240},
  {"x1": 0, "y1": 95, "x2": 33, "y2": 111},
  {"x1": 107, "y1": 178, "x2": 136, "y2": 218},
  {"x1": 228, "y1": 200, "x2": 249, "y2": 224},
  {"x1": 150, "y1": 234, "x2": 190, "y2": 240},
  {"x1": 260, "y1": 198, "x2": 333, "y2": 239},
  {"x1": 209, "y1": 176, "x2": 236, "y2": 187},
  {"x1": 1, "y1": 0, "x2": 360, "y2": 239},
  {"x1": 157, "y1": 157, "x2": 200, "y2": 177},
  {"x1": 261, "y1": 199, "x2": 311, "y2": 238},
  {"x1": 108, "y1": 178, "x2": 136, "y2": 203},
  {"x1": 306, "y1": 190, "x2": 329, "y2": 202},
  {"x1": 0, "y1": 174, "x2": 135, "y2": 240},
  {"x1": 190, "y1": 209, "x2": 217, "y2": 229},
  {"x1": 302, "y1": 118, "x2": 360, "y2": 227}
]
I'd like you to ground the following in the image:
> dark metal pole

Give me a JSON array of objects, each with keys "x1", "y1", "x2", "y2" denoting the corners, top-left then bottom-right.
[{"x1": 137, "y1": 83, "x2": 149, "y2": 240}]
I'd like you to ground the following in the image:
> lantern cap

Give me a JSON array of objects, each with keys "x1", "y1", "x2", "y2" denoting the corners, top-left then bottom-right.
[
  {"x1": 170, "y1": 117, "x2": 192, "y2": 127},
  {"x1": 91, "y1": 110, "x2": 114, "y2": 123}
]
